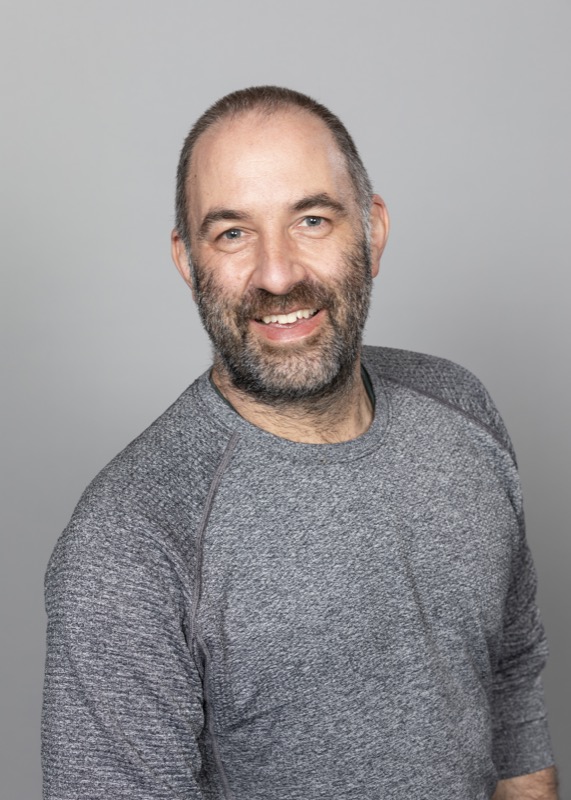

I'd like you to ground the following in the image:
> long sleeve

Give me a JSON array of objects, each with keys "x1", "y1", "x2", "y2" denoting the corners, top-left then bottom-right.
[
  {"x1": 490, "y1": 504, "x2": 555, "y2": 779},
  {"x1": 370, "y1": 345, "x2": 556, "y2": 778},
  {"x1": 42, "y1": 519, "x2": 208, "y2": 799}
]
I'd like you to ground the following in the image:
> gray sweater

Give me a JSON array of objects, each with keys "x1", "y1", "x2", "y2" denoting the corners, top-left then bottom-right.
[{"x1": 42, "y1": 346, "x2": 554, "y2": 799}]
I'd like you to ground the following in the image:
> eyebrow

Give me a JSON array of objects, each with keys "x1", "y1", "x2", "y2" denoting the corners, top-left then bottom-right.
[
  {"x1": 197, "y1": 208, "x2": 251, "y2": 241},
  {"x1": 197, "y1": 193, "x2": 348, "y2": 240},
  {"x1": 291, "y1": 193, "x2": 347, "y2": 215}
]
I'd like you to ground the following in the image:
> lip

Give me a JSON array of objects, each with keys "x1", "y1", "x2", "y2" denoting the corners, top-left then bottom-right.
[{"x1": 249, "y1": 309, "x2": 325, "y2": 342}]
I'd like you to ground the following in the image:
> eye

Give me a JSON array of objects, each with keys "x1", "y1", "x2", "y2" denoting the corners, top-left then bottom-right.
[
  {"x1": 301, "y1": 216, "x2": 324, "y2": 227},
  {"x1": 221, "y1": 228, "x2": 242, "y2": 240},
  {"x1": 297, "y1": 215, "x2": 331, "y2": 237},
  {"x1": 214, "y1": 226, "x2": 249, "y2": 253}
]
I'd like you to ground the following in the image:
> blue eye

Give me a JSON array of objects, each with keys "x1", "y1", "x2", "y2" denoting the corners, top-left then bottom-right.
[
  {"x1": 304, "y1": 216, "x2": 323, "y2": 227},
  {"x1": 222, "y1": 228, "x2": 242, "y2": 240}
]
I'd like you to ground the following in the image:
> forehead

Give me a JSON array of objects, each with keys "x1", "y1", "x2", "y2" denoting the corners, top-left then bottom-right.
[{"x1": 187, "y1": 109, "x2": 354, "y2": 225}]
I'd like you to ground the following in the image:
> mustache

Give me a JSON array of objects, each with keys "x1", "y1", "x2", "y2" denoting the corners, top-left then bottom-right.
[{"x1": 235, "y1": 281, "x2": 335, "y2": 322}]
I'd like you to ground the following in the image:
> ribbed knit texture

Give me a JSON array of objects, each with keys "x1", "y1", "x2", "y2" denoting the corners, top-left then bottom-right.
[{"x1": 42, "y1": 346, "x2": 554, "y2": 799}]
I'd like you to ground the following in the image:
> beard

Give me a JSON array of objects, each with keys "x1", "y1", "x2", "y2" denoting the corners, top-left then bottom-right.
[{"x1": 192, "y1": 236, "x2": 373, "y2": 406}]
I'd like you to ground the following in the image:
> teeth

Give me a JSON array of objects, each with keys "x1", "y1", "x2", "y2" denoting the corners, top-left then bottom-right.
[{"x1": 261, "y1": 308, "x2": 316, "y2": 325}]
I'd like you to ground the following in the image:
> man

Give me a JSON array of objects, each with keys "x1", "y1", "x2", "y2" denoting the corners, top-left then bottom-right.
[{"x1": 43, "y1": 86, "x2": 557, "y2": 799}]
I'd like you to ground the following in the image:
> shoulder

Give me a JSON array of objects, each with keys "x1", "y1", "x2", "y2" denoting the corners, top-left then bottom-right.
[
  {"x1": 46, "y1": 374, "x2": 232, "y2": 596},
  {"x1": 363, "y1": 345, "x2": 515, "y2": 459}
]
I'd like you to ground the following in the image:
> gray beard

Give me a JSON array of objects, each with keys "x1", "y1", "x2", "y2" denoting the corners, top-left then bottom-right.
[{"x1": 193, "y1": 236, "x2": 372, "y2": 407}]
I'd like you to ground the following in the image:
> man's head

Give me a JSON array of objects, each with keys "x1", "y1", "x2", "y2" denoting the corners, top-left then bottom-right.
[{"x1": 171, "y1": 86, "x2": 389, "y2": 405}]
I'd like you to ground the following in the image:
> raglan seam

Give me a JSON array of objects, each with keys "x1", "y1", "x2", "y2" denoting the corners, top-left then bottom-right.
[
  {"x1": 380, "y1": 375, "x2": 515, "y2": 463},
  {"x1": 189, "y1": 432, "x2": 240, "y2": 643},
  {"x1": 188, "y1": 432, "x2": 240, "y2": 800}
]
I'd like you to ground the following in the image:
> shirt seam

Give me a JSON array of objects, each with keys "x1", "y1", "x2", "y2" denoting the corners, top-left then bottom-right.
[{"x1": 381, "y1": 375, "x2": 515, "y2": 462}]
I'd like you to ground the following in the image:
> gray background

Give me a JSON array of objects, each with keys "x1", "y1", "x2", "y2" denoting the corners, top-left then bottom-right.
[{"x1": 1, "y1": 1, "x2": 569, "y2": 797}]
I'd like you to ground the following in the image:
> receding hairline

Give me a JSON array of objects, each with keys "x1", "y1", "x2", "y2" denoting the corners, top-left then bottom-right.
[
  {"x1": 186, "y1": 105, "x2": 348, "y2": 184},
  {"x1": 174, "y1": 86, "x2": 374, "y2": 250}
]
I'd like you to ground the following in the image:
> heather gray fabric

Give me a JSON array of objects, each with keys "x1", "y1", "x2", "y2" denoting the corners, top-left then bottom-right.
[{"x1": 42, "y1": 346, "x2": 554, "y2": 800}]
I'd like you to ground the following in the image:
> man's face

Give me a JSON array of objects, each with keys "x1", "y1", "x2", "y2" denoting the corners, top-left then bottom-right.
[{"x1": 179, "y1": 109, "x2": 379, "y2": 403}]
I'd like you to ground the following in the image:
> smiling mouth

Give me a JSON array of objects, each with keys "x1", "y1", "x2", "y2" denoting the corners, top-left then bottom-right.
[{"x1": 257, "y1": 308, "x2": 318, "y2": 325}]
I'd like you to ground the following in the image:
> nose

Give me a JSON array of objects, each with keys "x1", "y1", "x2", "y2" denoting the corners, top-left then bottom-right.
[{"x1": 250, "y1": 230, "x2": 306, "y2": 295}]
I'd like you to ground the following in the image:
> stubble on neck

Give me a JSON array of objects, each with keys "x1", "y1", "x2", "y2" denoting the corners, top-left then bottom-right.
[{"x1": 211, "y1": 356, "x2": 373, "y2": 444}]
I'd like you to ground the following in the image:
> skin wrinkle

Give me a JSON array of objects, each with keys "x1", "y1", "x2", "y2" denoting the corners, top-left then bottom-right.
[
  {"x1": 492, "y1": 767, "x2": 559, "y2": 799},
  {"x1": 198, "y1": 194, "x2": 348, "y2": 243}
]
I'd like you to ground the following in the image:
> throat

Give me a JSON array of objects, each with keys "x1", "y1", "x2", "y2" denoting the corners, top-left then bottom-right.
[{"x1": 211, "y1": 362, "x2": 374, "y2": 444}]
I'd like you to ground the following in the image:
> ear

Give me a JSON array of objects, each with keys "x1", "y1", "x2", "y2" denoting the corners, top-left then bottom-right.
[
  {"x1": 369, "y1": 194, "x2": 390, "y2": 278},
  {"x1": 171, "y1": 229, "x2": 196, "y2": 299}
]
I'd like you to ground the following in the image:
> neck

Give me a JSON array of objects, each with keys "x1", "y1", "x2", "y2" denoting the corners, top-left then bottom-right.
[{"x1": 211, "y1": 360, "x2": 373, "y2": 444}]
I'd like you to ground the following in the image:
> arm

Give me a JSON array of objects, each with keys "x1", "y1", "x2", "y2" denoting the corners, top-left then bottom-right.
[
  {"x1": 492, "y1": 766, "x2": 558, "y2": 799},
  {"x1": 490, "y1": 489, "x2": 556, "y2": 791},
  {"x1": 42, "y1": 519, "x2": 208, "y2": 799}
]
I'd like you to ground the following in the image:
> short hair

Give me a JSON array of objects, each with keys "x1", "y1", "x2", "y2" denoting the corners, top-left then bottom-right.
[{"x1": 174, "y1": 85, "x2": 373, "y2": 249}]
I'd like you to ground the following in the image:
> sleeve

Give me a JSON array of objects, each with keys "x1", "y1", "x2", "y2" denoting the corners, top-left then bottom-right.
[
  {"x1": 490, "y1": 499, "x2": 555, "y2": 779},
  {"x1": 42, "y1": 520, "x2": 208, "y2": 800},
  {"x1": 378, "y1": 348, "x2": 557, "y2": 778}
]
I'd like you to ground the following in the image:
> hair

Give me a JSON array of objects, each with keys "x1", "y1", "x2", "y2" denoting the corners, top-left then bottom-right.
[{"x1": 174, "y1": 85, "x2": 373, "y2": 250}]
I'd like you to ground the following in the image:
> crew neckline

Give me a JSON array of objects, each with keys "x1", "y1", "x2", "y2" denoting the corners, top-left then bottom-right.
[{"x1": 192, "y1": 349, "x2": 391, "y2": 464}]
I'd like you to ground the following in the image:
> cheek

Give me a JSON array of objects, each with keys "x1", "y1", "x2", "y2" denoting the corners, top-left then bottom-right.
[
  {"x1": 196, "y1": 268, "x2": 247, "y2": 328},
  {"x1": 197, "y1": 248, "x2": 254, "y2": 294},
  {"x1": 296, "y1": 236, "x2": 354, "y2": 275}
]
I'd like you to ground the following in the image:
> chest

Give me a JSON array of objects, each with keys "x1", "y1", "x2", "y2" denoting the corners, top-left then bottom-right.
[{"x1": 197, "y1": 436, "x2": 516, "y2": 719}]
